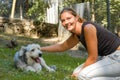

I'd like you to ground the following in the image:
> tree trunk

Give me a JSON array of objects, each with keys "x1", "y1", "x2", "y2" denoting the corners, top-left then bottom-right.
[
  {"x1": 91, "y1": 0, "x2": 95, "y2": 22},
  {"x1": 10, "y1": 0, "x2": 16, "y2": 18},
  {"x1": 20, "y1": 4, "x2": 23, "y2": 19}
]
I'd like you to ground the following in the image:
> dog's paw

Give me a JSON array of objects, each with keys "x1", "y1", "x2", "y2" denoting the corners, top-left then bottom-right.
[
  {"x1": 48, "y1": 68, "x2": 55, "y2": 72},
  {"x1": 48, "y1": 65, "x2": 57, "y2": 72}
]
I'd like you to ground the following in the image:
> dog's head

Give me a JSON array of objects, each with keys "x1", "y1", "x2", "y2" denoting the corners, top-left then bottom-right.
[
  {"x1": 25, "y1": 44, "x2": 42, "y2": 63},
  {"x1": 18, "y1": 44, "x2": 42, "y2": 63}
]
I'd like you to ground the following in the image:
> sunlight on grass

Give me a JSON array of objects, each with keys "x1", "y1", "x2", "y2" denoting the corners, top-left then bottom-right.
[{"x1": 0, "y1": 47, "x2": 85, "y2": 80}]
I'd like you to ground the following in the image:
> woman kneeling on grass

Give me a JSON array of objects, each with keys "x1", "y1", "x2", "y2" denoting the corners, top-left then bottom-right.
[{"x1": 40, "y1": 7, "x2": 120, "y2": 80}]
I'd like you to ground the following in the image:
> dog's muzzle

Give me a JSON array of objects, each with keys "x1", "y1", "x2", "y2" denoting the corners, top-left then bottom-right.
[{"x1": 31, "y1": 57, "x2": 41, "y2": 63}]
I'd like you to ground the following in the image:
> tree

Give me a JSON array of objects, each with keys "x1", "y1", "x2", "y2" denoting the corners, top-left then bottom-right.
[
  {"x1": 110, "y1": 0, "x2": 120, "y2": 33},
  {"x1": 94, "y1": 0, "x2": 120, "y2": 33},
  {"x1": 26, "y1": 0, "x2": 48, "y2": 21},
  {"x1": 91, "y1": 0, "x2": 95, "y2": 22},
  {"x1": 0, "y1": 0, "x2": 12, "y2": 17},
  {"x1": 10, "y1": 0, "x2": 16, "y2": 18}
]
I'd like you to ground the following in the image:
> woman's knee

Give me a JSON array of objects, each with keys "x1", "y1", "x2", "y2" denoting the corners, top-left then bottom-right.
[{"x1": 77, "y1": 68, "x2": 98, "y2": 80}]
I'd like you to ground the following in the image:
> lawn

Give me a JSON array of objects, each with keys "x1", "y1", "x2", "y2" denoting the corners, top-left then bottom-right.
[{"x1": 0, "y1": 33, "x2": 85, "y2": 80}]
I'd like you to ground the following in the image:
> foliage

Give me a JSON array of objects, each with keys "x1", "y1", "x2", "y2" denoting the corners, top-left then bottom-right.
[
  {"x1": 26, "y1": 0, "x2": 48, "y2": 21},
  {"x1": 110, "y1": 0, "x2": 120, "y2": 29},
  {"x1": 94, "y1": 0, "x2": 120, "y2": 31},
  {"x1": 0, "y1": 1, "x2": 11, "y2": 17},
  {"x1": 94, "y1": 0, "x2": 107, "y2": 25},
  {"x1": 0, "y1": 47, "x2": 85, "y2": 80},
  {"x1": 62, "y1": 0, "x2": 85, "y2": 7}
]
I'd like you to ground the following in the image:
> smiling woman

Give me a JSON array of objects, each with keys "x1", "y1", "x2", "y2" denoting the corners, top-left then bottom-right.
[
  {"x1": 41, "y1": 7, "x2": 120, "y2": 80},
  {"x1": 60, "y1": 8, "x2": 85, "y2": 34}
]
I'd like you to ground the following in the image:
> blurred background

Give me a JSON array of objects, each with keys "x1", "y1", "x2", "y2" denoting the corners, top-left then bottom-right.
[{"x1": 0, "y1": 0, "x2": 119, "y2": 40}]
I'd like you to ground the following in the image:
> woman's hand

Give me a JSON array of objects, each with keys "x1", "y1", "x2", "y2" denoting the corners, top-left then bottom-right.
[{"x1": 71, "y1": 72, "x2": 79, "y2": 80}]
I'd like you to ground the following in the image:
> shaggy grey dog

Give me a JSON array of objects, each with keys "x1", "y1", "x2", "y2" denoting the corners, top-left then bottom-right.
[{"x1": 14, "y1": 44, "x2": 55, "y2": 73}]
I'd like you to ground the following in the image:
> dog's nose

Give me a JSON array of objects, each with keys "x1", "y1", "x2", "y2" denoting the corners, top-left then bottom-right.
[{"x1": 39, "y1": 54, "x2": 42, "y2": 57}]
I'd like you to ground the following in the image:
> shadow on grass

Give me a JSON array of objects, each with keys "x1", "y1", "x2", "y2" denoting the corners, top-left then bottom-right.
[{"x1": 0, "y1": 32, "x2": 51, "y2": 48}]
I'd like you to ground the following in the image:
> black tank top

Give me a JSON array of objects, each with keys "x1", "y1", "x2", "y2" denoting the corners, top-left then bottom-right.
[{"x1": 77, "y1": 21, "x2": 120, "y2": 56}]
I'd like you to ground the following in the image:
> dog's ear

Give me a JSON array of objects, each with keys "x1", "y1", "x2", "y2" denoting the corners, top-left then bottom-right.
[
  {"x1": 19, "y1": 46, "x2": 27, "y2": 56},
  {"x1": 36, "y1": 44, "x2": 41, "y2": 49}
]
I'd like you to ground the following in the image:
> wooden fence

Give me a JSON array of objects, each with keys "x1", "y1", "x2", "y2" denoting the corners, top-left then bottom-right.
[{"x1": 46, "y1": 2, "x2": 58, "y2": 24}]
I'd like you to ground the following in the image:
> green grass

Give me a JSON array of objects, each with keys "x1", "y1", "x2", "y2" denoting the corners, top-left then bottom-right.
[
  {"x1": 0, "y1": 33, "x2": 85, "y2": 80},
  {"x1": 0, "y1": 47, "x2": 85, "y2": 80}
]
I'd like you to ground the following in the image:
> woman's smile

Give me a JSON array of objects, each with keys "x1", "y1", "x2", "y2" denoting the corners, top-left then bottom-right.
[{"x1": 65, "y1": 23, "x2": 73, "y2": 29}]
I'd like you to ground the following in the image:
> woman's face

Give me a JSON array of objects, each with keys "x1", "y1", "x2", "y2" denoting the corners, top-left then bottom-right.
[{"x1": 60, "y1": 11, "x2": 78, "y2": 32}]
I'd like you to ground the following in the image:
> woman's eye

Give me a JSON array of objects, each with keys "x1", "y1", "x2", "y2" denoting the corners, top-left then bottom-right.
[{"x1": 61, "y1": 19, "x2": 65, "y2": 23}]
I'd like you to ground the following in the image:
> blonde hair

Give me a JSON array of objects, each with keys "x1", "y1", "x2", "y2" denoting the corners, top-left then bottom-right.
[{"x1": 60, "y1": 7, "x2": 85, "y2": 23}]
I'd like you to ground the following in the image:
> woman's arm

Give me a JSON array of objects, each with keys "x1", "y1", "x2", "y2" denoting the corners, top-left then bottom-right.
[
  {"x1": 71, "y1": 24, "x2": 98, "y2": 78},
  {"x1": 41, "y1": 34, "x2": 79, "y2": 52},
  {"x1": 82, "y1": 24, "x2": 98, "y2": 69}
]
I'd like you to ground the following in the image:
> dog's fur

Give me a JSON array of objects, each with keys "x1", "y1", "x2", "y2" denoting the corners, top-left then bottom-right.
[{"x1": 14, "y1": 44, "x2": 55, "y2": 73}]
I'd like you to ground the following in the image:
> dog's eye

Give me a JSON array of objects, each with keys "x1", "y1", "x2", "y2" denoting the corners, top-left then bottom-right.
[{"x1": 31, "y1": 49, "x2": 35, "y2": 52}]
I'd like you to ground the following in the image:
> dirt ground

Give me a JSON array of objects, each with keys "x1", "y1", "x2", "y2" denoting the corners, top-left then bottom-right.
[{"x1": 0, "y1": 33, "x2": 87, "y2": 58}]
